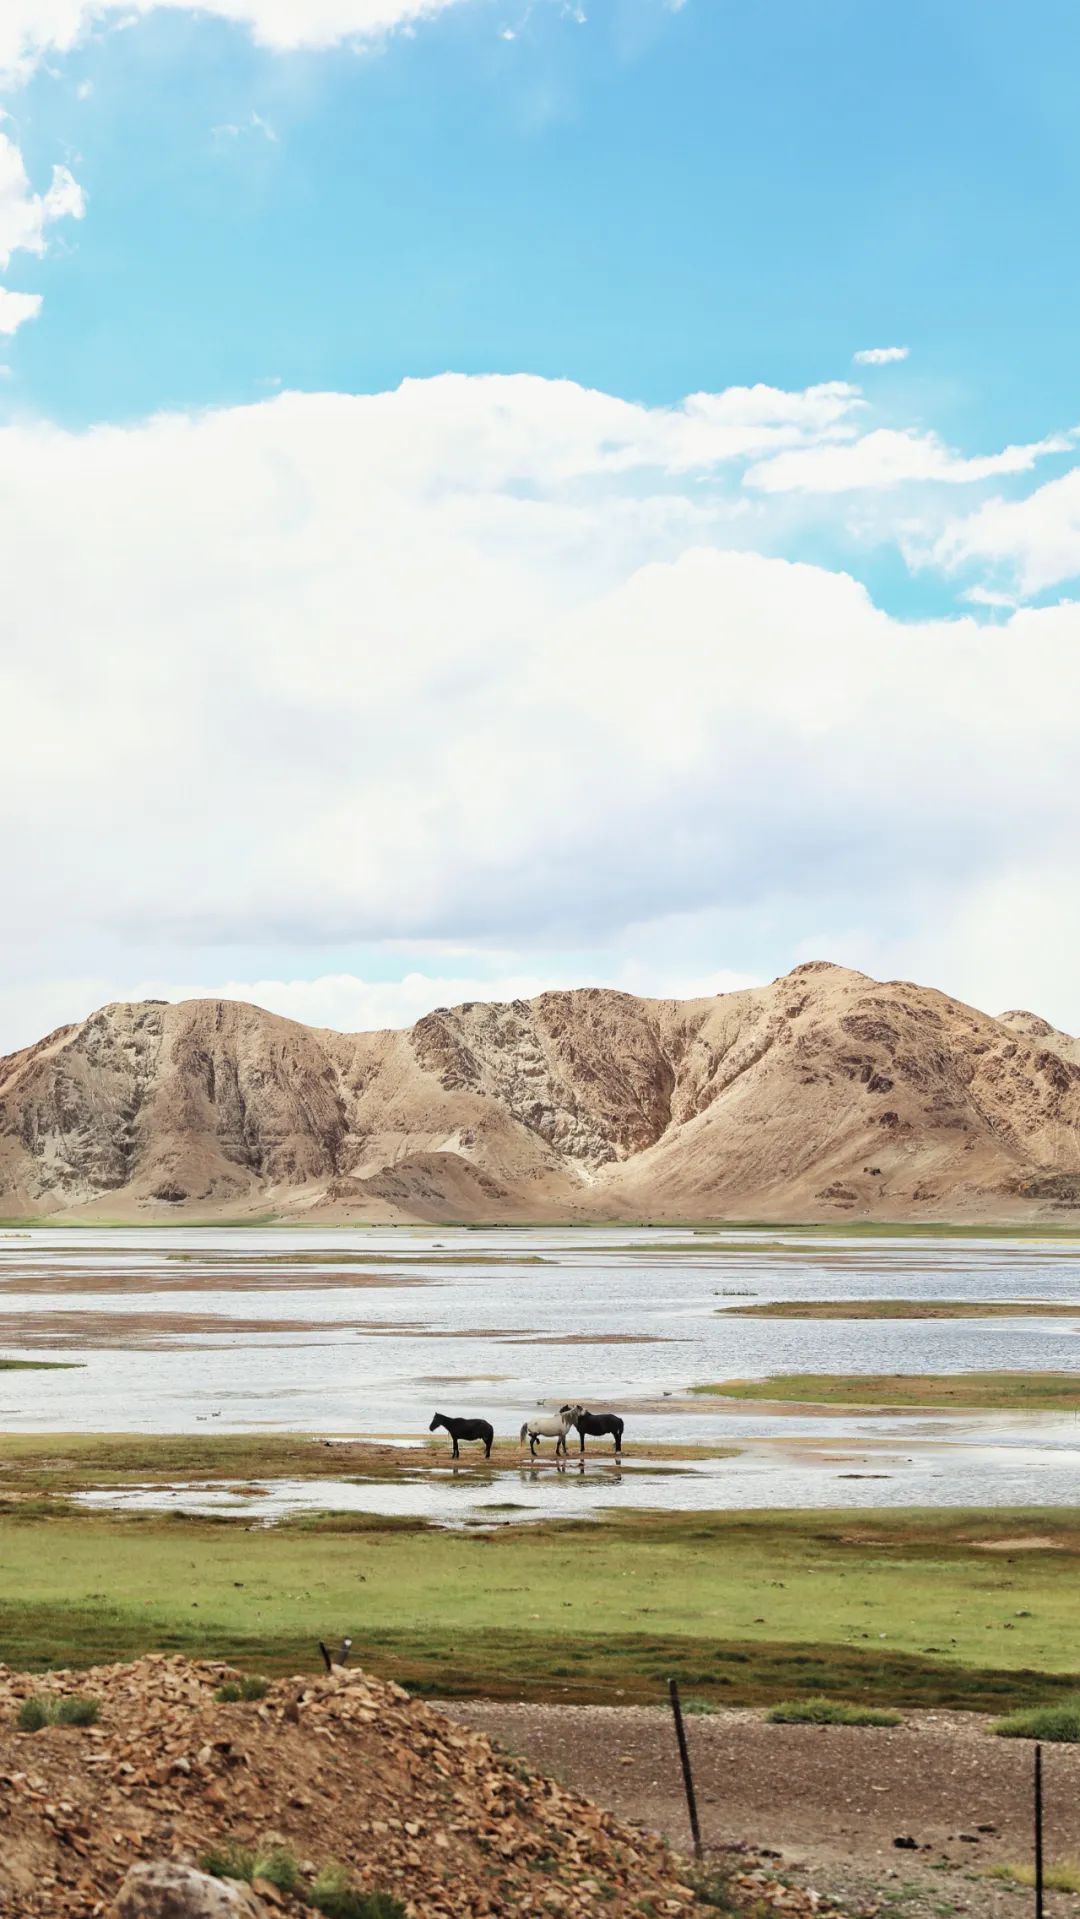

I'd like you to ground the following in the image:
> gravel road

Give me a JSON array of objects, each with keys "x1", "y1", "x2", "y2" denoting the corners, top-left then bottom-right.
[{"x1": 441, "y1": 1700, "x2": 1080, "y2": 1917}]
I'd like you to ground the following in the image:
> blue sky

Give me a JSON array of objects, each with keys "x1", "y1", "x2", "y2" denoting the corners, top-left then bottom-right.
[{"x1": 2, "y1": 0, "x2": 1080, "y2": 1050}]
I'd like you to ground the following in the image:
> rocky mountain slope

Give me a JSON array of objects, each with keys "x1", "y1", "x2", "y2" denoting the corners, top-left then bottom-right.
[{"x1": 2, "y1": 963, "x2": 1080, "y2": 1222}]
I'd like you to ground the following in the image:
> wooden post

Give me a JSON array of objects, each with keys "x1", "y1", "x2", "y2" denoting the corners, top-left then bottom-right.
[
  {"x1": 1035, "y1": 1743, "x2": 1044, "y2": 1919},
  {"x1": 668, "y1": 1677, "x2": 703, "y2": 1861},
  {"x1": 318, "y1": 1642, "x2": 334, "y2": 1674}
]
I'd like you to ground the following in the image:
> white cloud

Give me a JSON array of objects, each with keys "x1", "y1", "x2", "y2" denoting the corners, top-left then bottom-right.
[
  {"x1": 745, "y1": 425, "x2": 1071, "y2": 495},
  {"x1": 0, "y1": 961, "x2": 761, "y2": 1049},
  {"x1": 0, "y1": 284, "x2": 41, "y2": 332},
  {"x1": 933, "y1": 466, "x2": 1080, "y2": 597},
  {"x1": 0, "y1": 132, "x2": 84, "y2": 267},
  {"x1": 0, "y1": 129, "x2": 84, "y2": 331},
  {"x1": 0, "y1": 0, "x2": 472, "y2": 82},
  {"x1": 853, "y1": 345, "x2": 909, "y2": 366},
  {"x1": 3, "y1": 371, "x2": 1080, "y2": 1052}
]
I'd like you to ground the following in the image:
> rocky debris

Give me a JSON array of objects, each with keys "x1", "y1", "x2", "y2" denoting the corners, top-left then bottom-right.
[
  {"x1": 114, "y1": 1862, "x2": 269, "y2": 1917},
  {"x1": 0, "y1": 1657, "x2": 697, "y2": 1916}
]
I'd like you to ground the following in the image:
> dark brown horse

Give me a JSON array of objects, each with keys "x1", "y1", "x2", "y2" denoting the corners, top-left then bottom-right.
[
  {"x1": 429, "y1": 1412, "x2": 494, "y2": 1459},
  {"x1": 561, "y1": 1404, "x2": 624, "y2": 1455}
]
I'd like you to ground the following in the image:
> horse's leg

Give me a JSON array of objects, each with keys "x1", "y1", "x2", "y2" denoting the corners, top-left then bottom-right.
[{"x1": 452, "y1": 1438, "x2": 459, "y2": 1458}]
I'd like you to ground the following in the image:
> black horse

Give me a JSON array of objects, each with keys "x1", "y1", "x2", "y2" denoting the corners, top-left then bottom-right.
[
  {"x1": 429, "y1": 1412, "x2": 494, "y2": 1460},
  {"x1": 561, "y1": 1404, "x2": 624, "y2": 1456}
]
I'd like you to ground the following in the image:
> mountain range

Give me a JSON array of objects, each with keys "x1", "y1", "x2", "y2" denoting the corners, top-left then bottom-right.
[{"x1": 2, "y1": 962, "x2": 1079, "y2": 1222}]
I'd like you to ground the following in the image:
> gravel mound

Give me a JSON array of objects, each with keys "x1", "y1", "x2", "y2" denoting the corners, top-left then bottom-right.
[{"x1": 0, "y1": 1657, "x2": 696, "y2": 1916}]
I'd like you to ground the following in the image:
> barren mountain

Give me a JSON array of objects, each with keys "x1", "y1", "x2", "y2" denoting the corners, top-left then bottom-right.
[{"x1": 2, "y1": 963, "x2": 1080, "y2": 1222}]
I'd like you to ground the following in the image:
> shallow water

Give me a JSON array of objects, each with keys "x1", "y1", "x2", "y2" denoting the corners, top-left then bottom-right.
[{"x1": 4, "y1": 1225, "x2": 1080, "y2": 1519}]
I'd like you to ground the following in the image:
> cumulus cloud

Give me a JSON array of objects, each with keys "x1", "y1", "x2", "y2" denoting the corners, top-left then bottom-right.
[
  {"x1": 0, "y1": 0, "x2": 471, "y2": 82},
  {"x1": 745, "y1": 425, "x2": 1072, "y2": 494},
  {"x1": 3, "y1": 370, "x2": 1080, "y2": 1051},
  {"x1": 0, "y1": 134, "x2": 84, "y2": 265},
  {"x1": 933, "y1": 467, "x2": 1080, "y2": 597},
  {"x1": 853, "y1": 345, "x2": 909, "y2": 366},
  {"x1": 0, "y1": 129, "x2": 84, "y2": 332},
  {"x1": 0, "y1": 284, "x2": 41, "y2": 332}
]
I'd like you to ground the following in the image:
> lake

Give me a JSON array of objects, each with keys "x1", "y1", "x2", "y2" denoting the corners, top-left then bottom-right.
[{"x1": 3, "y1": 1225, "x2": 1080, "y2": 1519}]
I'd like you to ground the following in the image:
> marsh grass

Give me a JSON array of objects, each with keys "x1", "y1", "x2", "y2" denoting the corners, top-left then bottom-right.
[
  {"x1": 995, "y1": 1698, "x2": 1080, "y2": 1742},
  {"x1": 766, "y1": 1697, "x2": 903, "y2": 1726},
  {"x1": 694, "y1": 1373, "x2": 1080, "y2": 1411},
  {"x1": 0, "y1": 1359, "x2": 82, "y2": 1370}
]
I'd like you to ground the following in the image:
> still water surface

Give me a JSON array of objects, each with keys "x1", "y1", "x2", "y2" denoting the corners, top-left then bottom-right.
[{"x1": 3, "y1": 1226, "x2": 1080, "y2": 1519}]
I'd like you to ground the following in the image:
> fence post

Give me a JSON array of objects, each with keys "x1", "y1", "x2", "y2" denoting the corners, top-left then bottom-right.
[
  {"x1": 668, "y1": 1677, "x2": 703, "y2": 1861},
  {"x1": 1034, "y1": 1742, "x2": 1044, "y2": 1919}
]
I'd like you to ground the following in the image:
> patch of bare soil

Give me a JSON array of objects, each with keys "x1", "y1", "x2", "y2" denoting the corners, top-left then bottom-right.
[
  {"x1": 0, "y1": 1269, "x2": 434, "y2": 1295},
  {"x1": 442, "y1": 1701, "x2": 1080, "y2": 1919},
  {"x1": 975, "y1": 1537, "x2": 1065, "y2": 1553},
  {"x1": 0, "y1": 1659, "x2": 695, "y2": 1918}
]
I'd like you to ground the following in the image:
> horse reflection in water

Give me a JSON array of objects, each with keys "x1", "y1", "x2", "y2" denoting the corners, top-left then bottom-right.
[{"x1": 562, "y1": 1405, "x2": 625, "y2": 1456}]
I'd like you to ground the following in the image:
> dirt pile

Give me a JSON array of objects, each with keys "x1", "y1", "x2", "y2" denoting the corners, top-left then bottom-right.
[
  {"x1": 0, "y1": 1657, "x2": 695, "y2": 1917},
  {"x1": 3, "y1": 963, "x2": 1080, "y2": 1221}
]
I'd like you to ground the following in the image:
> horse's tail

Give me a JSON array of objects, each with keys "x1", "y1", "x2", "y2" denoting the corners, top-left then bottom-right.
[{"x1": 519, "y1": 1421, "x2": 529, "y2": 1443}]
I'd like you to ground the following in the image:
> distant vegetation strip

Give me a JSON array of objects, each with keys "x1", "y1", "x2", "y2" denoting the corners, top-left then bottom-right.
[
  {"x1": 717, "y1": 1300, "x2": 1080, "y2": 1320},
  {"x1": 694, "y1": 1371, "x2": 1080, "y2": 1410},
  {"x1": 0, "y1": 1358, "x2": 82, "y2": 1371}
]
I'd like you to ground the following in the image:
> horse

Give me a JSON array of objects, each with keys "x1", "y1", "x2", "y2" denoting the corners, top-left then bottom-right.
[
  {"x1": 519, "y1": 1404, "x2": 582, "y2": 1459},
  {"x1": 561, "y1": 1404, "x2": 624, "y2": 1456},
  {"x1": 429, "y1": 1412, "x2": 494, "y2": 1460}
]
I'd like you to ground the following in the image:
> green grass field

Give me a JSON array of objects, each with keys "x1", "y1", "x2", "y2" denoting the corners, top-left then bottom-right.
[
  {"x1": 3, "y1": 1501, "x2": 1080, "y2": 1712},
  {"x1": 694, "y1": 1372, "x2": 1080, "y2": 1410}
]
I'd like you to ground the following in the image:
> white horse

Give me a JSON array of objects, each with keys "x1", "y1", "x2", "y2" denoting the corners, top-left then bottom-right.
[{"x1": 519, "y1": 1403, "x2": 582, "y2": 1459}]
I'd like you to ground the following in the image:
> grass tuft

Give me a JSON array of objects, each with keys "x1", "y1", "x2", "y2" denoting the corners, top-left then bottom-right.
[
  {"x1": 55, "y1": 1694, "x2": 100, "y2": 1726},
  {"x1": 215, "y1": 1674, "x2": 270, "y2": 1702},
  {"x1": 310, "y1": 1870, "x2": 407, "y2": 1919},
  {"x1": 16, "y1": 1693, "x2": 99, "y2": 1731},
  {"x1": 201, "y1": 1841, "x2": 300, "y2": 1889},
  {"x1": 988, "y1": 1862, "x2": 1080, "y2": 1893},
  {"x1": 201, "y1": 1843, "x2": 257, "y2": 1882},
  {"x1": 766, "y1": 1697, "x2": 903, "y2": 1727},
  {"x1": 687, "y1": 1866, "x2": 737, "y2": 1911},
  {"x1": 995, "y1": 1698, "x2": 1080, "y2": 1742}
]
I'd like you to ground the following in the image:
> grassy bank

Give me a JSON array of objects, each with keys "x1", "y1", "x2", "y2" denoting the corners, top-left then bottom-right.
[
  {"x1": 0, "y1": 1434, "x2": 734, "y2": 1497},
  {"x1": 694, "y1": 1372, "x2": 1080, "y2": 1410},
  {"x1": 3, "y1": 1503, "x2": 1080, "y2": 1711}
]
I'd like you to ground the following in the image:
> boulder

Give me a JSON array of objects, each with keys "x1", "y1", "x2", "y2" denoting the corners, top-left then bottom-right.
[{"x1": 114, "y1": 1861, "x2": 269, "y2": 1918}]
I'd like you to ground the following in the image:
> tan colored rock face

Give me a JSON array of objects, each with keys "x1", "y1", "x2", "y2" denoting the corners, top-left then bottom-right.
[
  {"x1": 114, "y1": 1862, "x2": 268, "y2": 1917},
  {"x1": 2, "y1": 962, "x2": 1080, "y2": 1221}
]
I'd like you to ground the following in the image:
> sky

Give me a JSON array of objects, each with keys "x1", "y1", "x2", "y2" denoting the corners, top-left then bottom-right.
[{"x1": 2, "y1": 0, "x2": 1080, "y2": 1053}]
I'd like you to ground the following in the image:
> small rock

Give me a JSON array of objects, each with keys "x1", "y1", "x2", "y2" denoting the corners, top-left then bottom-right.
[
  {"x1": 113, "y1": 1860, "x2": 269, "y2": 1917},
  {"x1": 893, "y1": 1836, "x2": 918, "y2": 1850}
]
